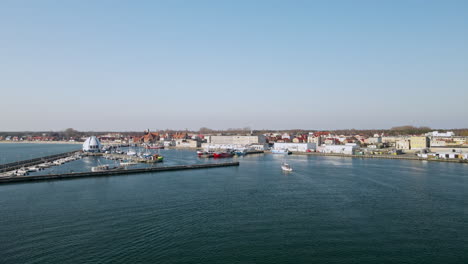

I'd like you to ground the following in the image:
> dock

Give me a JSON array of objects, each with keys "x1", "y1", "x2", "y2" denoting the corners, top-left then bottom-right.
[
  {"x1": 0, "y1": 151, "x2": 81, "y2": 173},
  {"x1": 96, "y1": 153, "x2": 163, "y2": 163},
  {"x1": 0, "y1": 162, "x2": 240, "y2": 184}
]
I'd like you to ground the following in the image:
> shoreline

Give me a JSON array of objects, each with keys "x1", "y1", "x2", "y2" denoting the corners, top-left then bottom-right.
[
  {"x1": 0, "y1": 141, "x2": 83, "y2": 145},
  {"x1": 288, "y1": 151, "x2": 468, "y2": 164}
]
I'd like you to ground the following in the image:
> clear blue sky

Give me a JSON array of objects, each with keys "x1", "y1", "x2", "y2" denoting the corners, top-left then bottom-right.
[{"x1": 1, "y1": 0, "x2": 467, "y2": 131}]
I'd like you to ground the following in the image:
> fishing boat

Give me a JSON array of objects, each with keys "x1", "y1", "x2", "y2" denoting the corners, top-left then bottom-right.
[
  {"x1": 197, "y1": 150, "x2": 215, "y2": 158},
  {"x1": 234, "y1": 148, "x2": 248, "y2": 156},
  {"x1": 271, "y1": 149, "x2": 292, "y2": 154},
  {"x1": 149, "y1": 154, "x2": 164, "y2": 162},
  {"x1": 213, "y1": 152, "x2": 234, "y2": 158},
  {"x1": 281, "y1": 162, "x2": 293, "y2": 172}
]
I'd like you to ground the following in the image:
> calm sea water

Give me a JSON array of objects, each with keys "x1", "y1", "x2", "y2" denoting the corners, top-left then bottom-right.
[
  {"x1": 0, "y1": 144, "x2": 467, "y2": 263},
  {"x1": 0, "y1": 143, "x2": 81, "y2": 164}
]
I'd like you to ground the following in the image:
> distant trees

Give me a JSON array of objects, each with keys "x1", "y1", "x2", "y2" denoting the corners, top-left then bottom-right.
[
  {"x1": 63, "y1": 128, "x2": 82, "y2": 139},
  {"x1": 199, "y1": 127, "x2": 214, "y2": 134},
  {"x1": 389, "y1": 125, "x2": 432, "y2": 135}
]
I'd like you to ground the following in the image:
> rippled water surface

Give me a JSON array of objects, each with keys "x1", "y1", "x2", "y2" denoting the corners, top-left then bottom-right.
[
  {"x1": 0, "y1": 144, "x2": 467, "y2": 263},
  {"x1": 0, "y1": 143, "x2": 81, "y2": 164}
]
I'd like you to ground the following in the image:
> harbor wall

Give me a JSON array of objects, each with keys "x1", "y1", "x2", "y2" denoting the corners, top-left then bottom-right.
[{"x1": 0, "y1": 162, "x2": 240, "y2": 184}]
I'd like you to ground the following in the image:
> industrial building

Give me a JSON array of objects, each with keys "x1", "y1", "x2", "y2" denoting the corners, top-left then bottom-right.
[
  {"x1": 174, "y1": 139, "x2": 200, "y2": 148},
  {"x1": 317, "y1": 144, "x2": 357, "y2": 155},
  {"x1": 202, "y1": 135, "x2": 267, "y2": 150},
  {"x1": 426, "y1": 131, "x2": 455, "y2": 137},
  {"x1": 410, "y1": 136, "x2": 430, "y2": 150},
  {"x1": 273, "y1": 142, "x2": 317, "y2": 152},
  {"x1": 207, "y1": 135, "x2": 266, "y2": 145}
]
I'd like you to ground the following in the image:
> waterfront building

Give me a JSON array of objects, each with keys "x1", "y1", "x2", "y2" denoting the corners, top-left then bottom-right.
[
  {"x1": 163, "y1": 141, "x2": 175, "y2": 147},
  {"x1": 410, "y1": 136, "x2": 430, "y2": 150},
  {"x1": 273, "y1": 142, "x2": 316, "y2": 152},
  {"x1": 174, "y1": 139, "x2": 200, "y2": 148},
  {"x1": 82, "y1": 136, "x2": 102, "y2": 152},
  {"x1": 250, "y1": 144, "x2": 268, "y2": 151},
  {"x1": 317, "y1": 145, "x2": 357, "y2": 155},
  {"x1": 429, "y1": 147, "x2": 468, "y2": 153},
  {"x1": 207, "y1": 135, "x2": 266, "y2": 145},
  {"x1": 365, "y1": 137, "x2": 382, "y2": 144},
  {"x1": 396, "y1": 139, "x2": 411, "y2": 150},
  {"x1": 420, "y1": 152, "x2": 467, "y2": 160},
  {"x1": 426, "y1": 131, "x2": 455, "y2": 137}
]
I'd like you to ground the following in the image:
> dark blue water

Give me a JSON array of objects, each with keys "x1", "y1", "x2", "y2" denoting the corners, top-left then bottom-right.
[
  {"x1": 0, "y1": 144, "x2": 467, "y2": 263},
  {"x1": 0, "y1": 143, "x2": 81, "y2": 164}
]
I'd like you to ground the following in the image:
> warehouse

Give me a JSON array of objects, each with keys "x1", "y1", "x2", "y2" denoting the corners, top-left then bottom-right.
[{"x1": 273, "y1": 142, "x2": 316, "y2": 152}]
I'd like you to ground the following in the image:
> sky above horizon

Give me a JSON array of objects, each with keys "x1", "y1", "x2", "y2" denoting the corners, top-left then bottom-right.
[{"x1": 1, "y1": 0, "x2": 467, "y2": 131}]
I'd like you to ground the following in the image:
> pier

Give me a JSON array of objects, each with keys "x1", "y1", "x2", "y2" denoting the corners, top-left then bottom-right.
[
  {"x1": 0, "y1": 151, "x2": 81, "y2": 173},
  {"x1": 0, "y1": 162, "x2": 240, "y2": 184}
]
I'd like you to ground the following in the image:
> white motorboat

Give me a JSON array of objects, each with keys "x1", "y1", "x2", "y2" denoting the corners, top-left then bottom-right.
[
  {"x1": 272, "y1": 149, "x2": 292, "y2": 154},
  {"x1": 38, "y1": 162, "x2": 52, "y2": 168},
  {"x1": 28, "y1": 166, "x2": 41, "y2": 172},
  {"x1": 281, "y1": 162, "x2": 293, "y2": 172}
]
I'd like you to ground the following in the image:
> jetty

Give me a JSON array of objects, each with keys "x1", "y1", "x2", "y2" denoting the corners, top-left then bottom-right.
[
  {"x1": 0, "y1": 162, "x2": 240, "y2": 184},
  {"x1": 0, "y1": 151, "x2": 81, "y2": 173}
]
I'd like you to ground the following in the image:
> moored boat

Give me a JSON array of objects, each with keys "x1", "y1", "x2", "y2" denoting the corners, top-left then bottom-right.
[
  {"x1": 149, "y1": 154, "x2": 164, "y2": 162},
  {"x1": 145, "y1": 144, "x2": 164, "y2": 149},
  {"x1": 271, "y1": 149, "x2": 292, "y2": 154},
  {"x1": 197, "y1": 150, "x2": 215, "y2": 158},
  {"x1": 213, "y1": 152, "x2": 234, "y2": 158}
]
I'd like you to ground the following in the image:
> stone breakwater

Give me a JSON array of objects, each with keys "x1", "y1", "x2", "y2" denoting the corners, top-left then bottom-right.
[{"x1": 0, "y1": 162, "x2": 240, "y2": 184}]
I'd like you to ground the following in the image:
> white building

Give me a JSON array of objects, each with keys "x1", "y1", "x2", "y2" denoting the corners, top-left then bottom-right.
[
  {"x1": 318, "y1": 145, "x2": 357, "y2": 155},
  {"x1": 422, "y1": 152, "x2": 467, "y2": 160},
  {"x1": 249, "y1": 144, "x2": 268, "y2": 151},
  {"x1": 396, "y1": 139, "x2": 411, "y2": 150},
  {"x1": 83, "y1": 136, "x2": 102, "y2": 152},
  {"x1": 308, "y1": 136, "x2": 323, "y2": 145},
  {"x1": 426, "y1": 131, "x2": 455, "y2": 137},
  {"x1": 365, "y1": 137, "x2": 382, "y2": 144},
  {"x1": 204, "y1": 135, "x2": 266, "y2": 150},
  {"x1": 207, "y1": 135, "x2": 266, "y2": 145},
  {"x1": 273, "y1": 142, "x2": 316, "y2": 152},
  {"x1": 174, "y1": 139, "x2": 200, "y2": 148}
]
